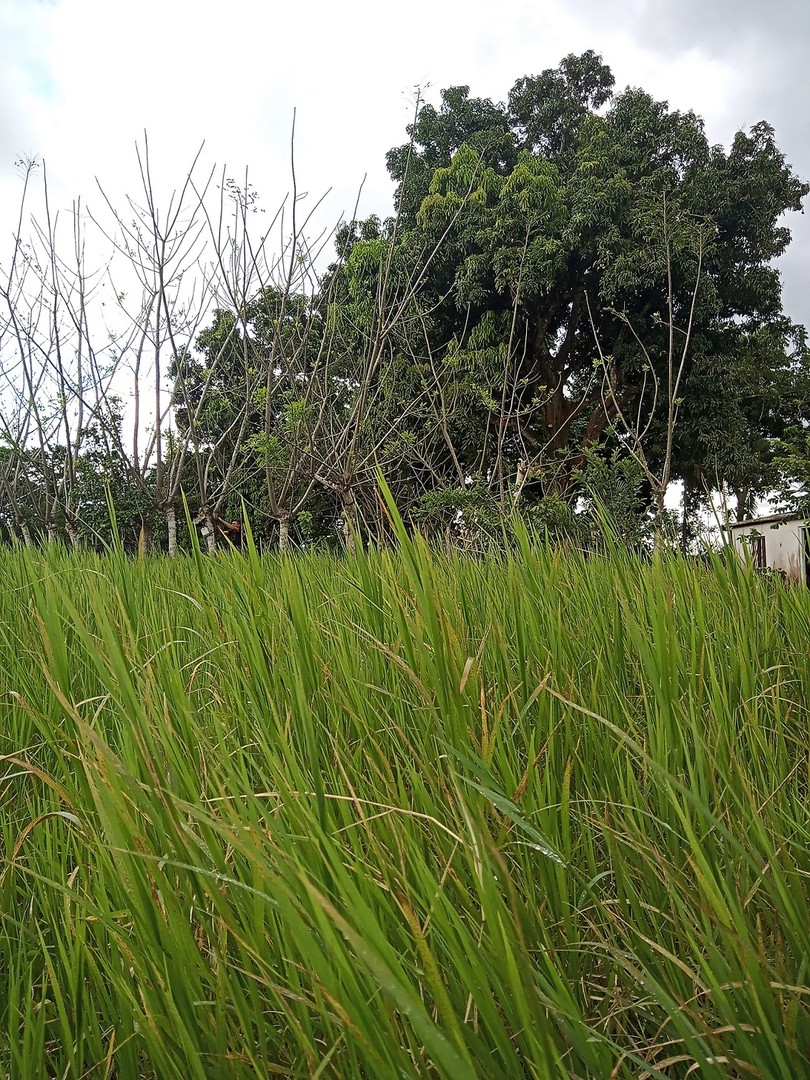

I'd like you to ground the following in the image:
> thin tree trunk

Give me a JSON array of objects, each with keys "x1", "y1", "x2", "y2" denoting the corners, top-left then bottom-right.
[
  {"x1": 203, "y1": 511, "x2": 218, "y2": 554},
  {"x1": 341, "y1": 491, "x2": 358, "y2": 554},
  {"x1": 166, "y1": 505, "x2": 178, "y2": 556},
  {"x1": 653, "y1": 487, "x2": 667, "y2": 549},
  {"x1": 512, "y1": 459, "x2": 529, "y2": 510},
  {"x1": 19, "y1": 520, "x2": 33, "y2": 547},
  {"x1": 680, "y1": 474, "x2": 690, "y2": 553},
  {"x1": 138, "y1": 517, "x2": 152, "y2": 557},
  {"x1": 734, "y1": 486, "x2": 750, "y2": 523},
  {"x1": 278, "y1": 513, "x2": 290, "y2": 552},
  {"x1": 64, "y1": 519, "x2": 80, "y2": 549}
]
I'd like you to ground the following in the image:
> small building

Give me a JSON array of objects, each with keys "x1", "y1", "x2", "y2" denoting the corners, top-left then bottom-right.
[{"x1": 729, "y1": 513, "x2": 809, "y2": 584}]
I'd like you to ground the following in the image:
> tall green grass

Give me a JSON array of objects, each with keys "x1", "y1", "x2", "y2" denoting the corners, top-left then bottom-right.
[{"x1": 1, "y1": 529, "x2": 808, "y2": 1077}]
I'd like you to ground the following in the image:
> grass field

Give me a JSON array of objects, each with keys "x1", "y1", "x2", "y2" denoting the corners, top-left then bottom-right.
[{"x1": 1, "y1": 524, "x2": 808, "y2": 1078}]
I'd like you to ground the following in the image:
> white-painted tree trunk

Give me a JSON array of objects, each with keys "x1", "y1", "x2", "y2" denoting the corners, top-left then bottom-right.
[
  {"x1": 341, "y1": 492, "x2": 358, "y2": 554},
  {"x1": 278, "y1": 514, "x2": 290, "y2": 552},
  {"x1": 166, "y1": 505, "x2": 177, "y2": 556},
  {"x1": 203, "y1": 512, "x2": 218, "y2": 554},
  {"x1": 138, "y1": 518, "x2": 152, "y2": 557}
]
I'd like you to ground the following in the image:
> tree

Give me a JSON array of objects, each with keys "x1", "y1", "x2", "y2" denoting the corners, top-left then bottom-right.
[
  {"x1": 91, "y1": 137, "x2": 217, "y2": 554},
  {"x1": 175, "y1": 135, "x2": 339, "y2": 552},
  {"x1": 363, "y1": 53, "x2": 808, "y2": 525},
  {"x1": 590, "y1": 192, "x2": 709, "y2": 538},
  {"x1": 0, "y1": 158, "x2": 114, "y2": 546},
  {"x1": 307, "y1": 216, "x2": 435, "y2": 551},
  {"x1": 676, "y1": 321, "x2": 810, "y2": 526}
]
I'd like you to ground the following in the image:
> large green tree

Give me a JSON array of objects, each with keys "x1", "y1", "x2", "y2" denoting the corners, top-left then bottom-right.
[{"x1": 373, "y1": 52, "x2": 808, "y2": 518}]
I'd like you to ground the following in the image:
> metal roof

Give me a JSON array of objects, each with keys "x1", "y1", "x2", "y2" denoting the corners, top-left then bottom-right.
[{"x1": 729, "y1": 513, "x2": 806, "y2": 530}]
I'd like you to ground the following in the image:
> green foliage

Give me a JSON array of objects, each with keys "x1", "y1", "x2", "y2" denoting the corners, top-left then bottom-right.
[
  {"x1": 577, "y1": 449, "x2": 653, "y2": 548},
  {"x1": 71, "y1": 411, "x2": 157, "y2": 551},
  {"x1": 508, "y1": 50, "x2": 615, "y2": 162},
  {"x1": 772, "y1": 425, "x2": 810, "y2": 516},
  {"x1": 367, "y1": 52, "x2": 810, "y2": 511}
]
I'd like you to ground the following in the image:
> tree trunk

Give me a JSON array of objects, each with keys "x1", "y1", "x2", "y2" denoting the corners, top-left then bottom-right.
[
  {"x1": 314, "y1": 472, "x2": 360, "y2": 554},
  {"x1": 278, "y1": 513, "x2": 290, "y2": 552},
  {"x1": 203, "y1": 511, "x2": 218, "y2": 554},
  {"x1": 166, "y1": 505, "x2": 178, "y2": 556},
  {"x1": 653, "y1": 486, "x2": 668, "y2": 549},
  {"x1": 340, "y1": 491, "x2": 358, "y2": 554},
  {"x1": 680, "y1": 475, "x2": 691, "y2": 554},
  {"x1": 19, "y1": 520, "x2": 33, "y2": 547},
  {"x1": 734, "y1": 486, "x2": 750, "y2": 523},
  {"x1": 64, "y1": 519, "x2": 80, "y2": 549},
  {"x1": 512, "y1": 459, "x2": 529, "y2": 510},
  {"x1": 138, "y1": 517, "x2": 152, "y2": 557}
]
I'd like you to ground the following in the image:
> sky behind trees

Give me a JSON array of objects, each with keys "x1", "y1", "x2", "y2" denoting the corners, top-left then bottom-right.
[{"x1": 1, "y1": 0, "x2": 808, "y2": 327}]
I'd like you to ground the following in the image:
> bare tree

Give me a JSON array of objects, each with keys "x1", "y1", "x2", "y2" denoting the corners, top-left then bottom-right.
[
  {"x1": 186, "y1": 116, "x2": 335, "y2": 552},
  {"x1": 0, "y1": 159, "x2": 114, "y2": 546},
  {"x1": 88, "y1": 137, "x2": 221, "y2": 552},
  {"x1": 589, "y1": 195, "x2": 708, "y2": 540}
]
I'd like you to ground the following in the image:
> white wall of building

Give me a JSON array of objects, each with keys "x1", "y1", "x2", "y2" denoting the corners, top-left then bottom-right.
[{"x1": 730, "y1": 517, "x2": 807, "y2": 583}]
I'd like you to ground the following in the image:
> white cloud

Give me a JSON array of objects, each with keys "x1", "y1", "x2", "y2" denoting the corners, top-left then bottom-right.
[
  {"x1": 0, "y1": 1, "x2": 51, "y2": 161},
  {"x1": 1, "y1": 0, "x2": 806, "y2": 325}
]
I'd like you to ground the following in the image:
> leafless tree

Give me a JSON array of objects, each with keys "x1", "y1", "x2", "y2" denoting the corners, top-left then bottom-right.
[
  {"x1": 0, "y1": 159, "x2": 114, "y2": 546},
  {"x1": 589, "y1": 195, "x2": 708, "y2": 540}
]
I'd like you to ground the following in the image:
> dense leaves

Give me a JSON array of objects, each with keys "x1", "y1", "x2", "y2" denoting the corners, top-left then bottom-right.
[{"x1": 379, "y1": 55, "x2": 809, "y2": 518}]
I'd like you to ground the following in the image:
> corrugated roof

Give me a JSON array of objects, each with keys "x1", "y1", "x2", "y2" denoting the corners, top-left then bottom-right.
[{"x1": 729, "y1": 513, "x2": 806, "y2": 530}]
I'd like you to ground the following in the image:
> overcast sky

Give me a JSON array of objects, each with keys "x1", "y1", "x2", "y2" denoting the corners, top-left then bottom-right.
[{"x1": 1, "y1": 0, "x2": 808, "y2": 326}]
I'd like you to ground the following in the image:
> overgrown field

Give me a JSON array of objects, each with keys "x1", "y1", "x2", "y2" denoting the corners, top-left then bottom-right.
[{"x1": 1, "y1": 529, "x2": 808, "y2": 1078}]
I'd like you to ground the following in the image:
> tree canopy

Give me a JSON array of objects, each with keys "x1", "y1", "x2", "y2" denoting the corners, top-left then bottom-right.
[{"x1": 376, "y1": 55, "x2": 808, "y2": 520}]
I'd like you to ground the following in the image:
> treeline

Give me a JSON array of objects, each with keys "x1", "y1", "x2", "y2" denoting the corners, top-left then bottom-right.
[{"x1": 1, "y1": 51, "x2": 809, "y2": 554}]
